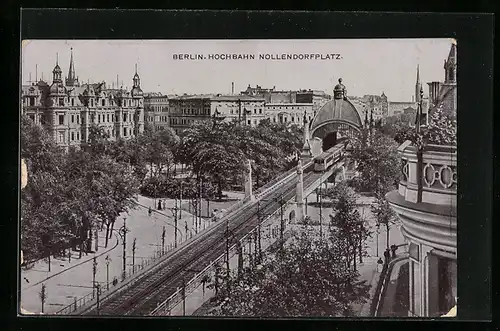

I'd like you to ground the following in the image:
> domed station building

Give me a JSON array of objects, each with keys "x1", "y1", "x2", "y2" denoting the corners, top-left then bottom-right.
[
  {"x1": 308, "y1": 78, "x2": 364, "y2": 156},
  {"x1": 385, "y1": 43, "x2": 457, "y2": 317}
]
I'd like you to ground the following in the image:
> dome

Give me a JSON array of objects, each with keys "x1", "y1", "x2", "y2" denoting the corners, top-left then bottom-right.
[{"x1": 310, "y1": 96, "x2": 363, "y2": 135}]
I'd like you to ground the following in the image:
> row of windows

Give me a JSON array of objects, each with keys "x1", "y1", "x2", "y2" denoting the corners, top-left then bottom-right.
[
  {"x1": 179, "y1": 108, "x2": 210, "y2": 115},
  {"x1": 229, "y1": 108, "x2": 264, "y2": 115},
  {"x1": 57, "y1": 112, "x2": 133, "y2": 125},
  {"x1": 64, "y1": 126, "x2": 132, "y2": 143},
  {"x1": 273, "y1": 115, "x2": 312, "y2": 123},
  {"x1": 171, "y1": 118, "x2": 197, "y2": 126},
  {"x1": 267, "y1": 106, "x2": 312, "y2": 110},
  {"x1": 56, "y1": 97, "x2": 138, "y2": 108}
]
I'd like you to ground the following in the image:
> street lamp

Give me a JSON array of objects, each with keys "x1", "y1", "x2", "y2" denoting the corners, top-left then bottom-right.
[
  {"x1": 119, "y1": 217, "x2": 130, "y2": 281},
  {"x1": 105, "y1": 255, "x2": 111, "y2": 291}
]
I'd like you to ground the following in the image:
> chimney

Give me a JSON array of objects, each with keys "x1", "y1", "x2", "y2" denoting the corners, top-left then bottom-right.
[{"x1": 232, "y1": 82, "x2": 234, "y2": 95}]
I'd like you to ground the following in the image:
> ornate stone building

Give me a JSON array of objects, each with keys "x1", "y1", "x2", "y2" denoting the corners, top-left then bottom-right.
[
  {"x1": 21, "y1": 49, "x2": 145, "y2": 151},
  {"x1": 144, "y1": 92, "x2": 169, "y2": 131},
  {"x1": 386, "y1": 43, "x2": 457, "y2": 317}
]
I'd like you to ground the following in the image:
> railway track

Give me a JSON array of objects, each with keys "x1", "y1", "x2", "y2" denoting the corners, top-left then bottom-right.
[{"x1": 84, "y1": 168, "x2": 323, "y2": 316}]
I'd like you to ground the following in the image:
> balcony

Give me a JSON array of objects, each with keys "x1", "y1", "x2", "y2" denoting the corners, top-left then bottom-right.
[{"x1": 386, "y1": 140, "x2": 456, "y2": 254}]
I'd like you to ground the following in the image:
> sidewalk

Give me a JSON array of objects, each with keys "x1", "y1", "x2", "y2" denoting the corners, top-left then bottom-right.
[{"x1": 20, "y1": 193, "x2": 240, "y2": 315}]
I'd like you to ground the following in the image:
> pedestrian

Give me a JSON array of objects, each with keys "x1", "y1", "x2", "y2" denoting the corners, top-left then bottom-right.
[
  {"x1": 158, "y1": 199, "x2": 162, "y2": 210},
  {"x1": 391, "y1": 244, "x2": 397, "y2": 258},
  {"x1": 148, "y1": 206, "x2": 152, "y2": 217}
]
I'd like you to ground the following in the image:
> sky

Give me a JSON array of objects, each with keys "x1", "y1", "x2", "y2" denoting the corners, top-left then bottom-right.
[{"x1": 21, "y1": 39, "x2": 454, "y2": 102}]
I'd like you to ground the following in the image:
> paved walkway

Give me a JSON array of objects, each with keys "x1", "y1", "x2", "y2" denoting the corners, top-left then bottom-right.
[{"x1": 20, "y1": 193, "x2": 242, "y2": 315}]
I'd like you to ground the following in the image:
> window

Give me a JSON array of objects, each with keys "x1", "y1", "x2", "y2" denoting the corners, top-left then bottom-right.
[
  {"x1": 123, "y1": 114, "x2": 127, "y2": 122},
  {"x1": 98, "y1": 114, "x2": 101, "y2": 123},
  {"x1": 259, "y1": 108, "x2": 262, "y2": 114},
  {"x1": 59, "y1": 132, "x2": 65, "y2": 143},
  {"x1": 107, "y1": 114, "x2": 110, "y2": 122},
  {"x1": 59, "y1": 115, "x2": 64, "y2": 125},
  {"x1": 71, "y1": 132, "x2": 75, "y2": 141},
  {"x1": 102, "y1": 99, "x2": 105, "y2": 107},
  {"x1": 59, "y1": 98, "x2": 64, "y2": 106},
  {"x1": 254, "y1": 109, "x2": 257, "y2": 114},
  {"x1": 91, "y1": 99, "x2": 94, "y2": 107},
  {"x1": 123, "y1": 127, "x2": 127, "y2": 136},
  {"x1": 71, "y1": 98, "x2": 75, "y2": 106},
  {"x1": 71, "y1": 114, "x2": 74, "y2": 123},
  {"x1": 247, "y1": 120, "x2": 251, "y2": 125},
  {"x1": 30, "y1": 97, "x2": 35, "y2": 106}
]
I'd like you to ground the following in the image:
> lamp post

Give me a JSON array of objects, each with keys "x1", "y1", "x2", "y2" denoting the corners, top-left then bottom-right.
[
  {"x1": 161, "y1": 226, "x2": 166, "y2": 254},
  {"x1": 120, "y1": 217, "x2": 130, "y2": 281},
  {"x1": 376, "y1": 222, "x2": 380, "y2": 257},
  {"x1": 416, "y1": 86, "x2": 424, "y2": 203},
  {"x1": 132, "y1": 238, "x2": 137, "y2": 273},
  {"x1": 92, "y1": 256, "x2": 97, "y2": 299},
  {"x1": 95, "y1": 283, "x2": 101, "y2": 315},
  {"x1": 105, "y1": 255, "x2": 111, "y2": 291}
]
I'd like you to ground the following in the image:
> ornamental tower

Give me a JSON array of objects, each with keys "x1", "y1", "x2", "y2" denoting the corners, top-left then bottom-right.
[{"x1": 65, "y1": 47, "x2": 80, "y2": 87}]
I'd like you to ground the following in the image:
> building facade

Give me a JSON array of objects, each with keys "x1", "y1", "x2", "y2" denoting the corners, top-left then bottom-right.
[
  {"x1": 144, "y1": 92, "x2": 169, "y2": 131},
  {"x1": 21, "y1": 49, "x2": 144, "y2": 151},
  {"x1": 168, "y1": 94, "x2": 267, "y2": 133},
  {"x1": 264, "y1": 103, "x2": 314, "y2": 126},
  {"x1": 386, "y1": 43, "x2": 457, "y2": 317},
  {"x1": 296, "y1": 89, "x2": 331, "y2": 113}
]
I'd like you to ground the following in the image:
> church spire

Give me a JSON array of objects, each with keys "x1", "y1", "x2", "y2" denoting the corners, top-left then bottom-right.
[
  {"x1": 66, "y1": 47, "x2": 79, "y2": 86},
  {"x1": 415, "y1": 64, "x2": 422, "y2": 104}
]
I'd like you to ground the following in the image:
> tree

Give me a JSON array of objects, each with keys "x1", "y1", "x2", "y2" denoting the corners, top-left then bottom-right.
[
  {"x1": 20, "y1": 114, "x2": 64, "y2": 173},
  {"x1": 350, "y1": 128, "x2": 400, "y2": 196},
  {"x1": 327, "y1": 182, "x2": 370, "y2": 272},
  {"x1": 371, "y1": 195, "x2": 397, "y2": 250},
  {"x1": 207, "y1": 219, "x2": 370, "y2": 317}
]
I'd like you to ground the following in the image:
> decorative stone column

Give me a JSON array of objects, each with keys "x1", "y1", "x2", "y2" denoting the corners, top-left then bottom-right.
[
  {"x1": 245, "y1": 159, "x2": 254, "y2": 202},
  {"x1": 295, "y1": 159, "x2": 305, "y2": 222}
]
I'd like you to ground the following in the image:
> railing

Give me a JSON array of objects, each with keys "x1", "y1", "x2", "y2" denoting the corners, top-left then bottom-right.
[
  {"x1": 255, "y1": 161, "x2": 313, "y2": 201},
  {"x1": 373, "y1": 251, "x2": 409, "y2": 317},
  {"x1": 398, "y1": 141, "x2": 457, "y2": 206},
  {"x1": 150, "y1": 192, "x2": 297, "y2": 316}
]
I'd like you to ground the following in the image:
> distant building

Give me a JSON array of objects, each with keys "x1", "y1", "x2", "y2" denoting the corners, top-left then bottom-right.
[
  {"x1": 21, "y1": 48, "x2": 144, "y2": 151},
  {"x1": 211, "y1": 94, "x2": 266, "y2": 127},
  {"x1": 296, "y1": 89, "x2": 331, "y2": 112},
  {"x1": 388, "y1": 65, "x2": 429, "y2": 118},
  {"x1": 264, "y1": 103, "x2": 314, "y2": 125},
  {"x1": 144, "y1": 92, "x2": 169, "y2": 131},
  {"x1": 168, "y1": 94, "x2": 266, "y2": 133}
]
